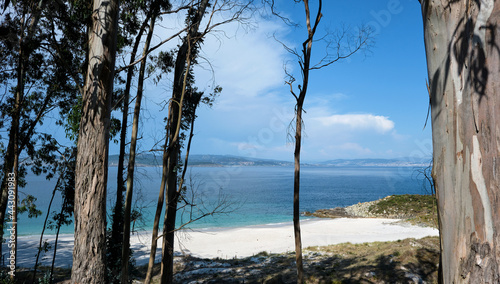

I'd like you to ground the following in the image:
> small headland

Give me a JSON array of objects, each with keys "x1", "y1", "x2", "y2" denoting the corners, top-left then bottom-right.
[{"x1": 304, "y1": 194, "x2": 439, "y2": 228}]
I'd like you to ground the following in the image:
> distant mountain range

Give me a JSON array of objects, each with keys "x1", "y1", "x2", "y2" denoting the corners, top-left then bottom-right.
[
  {"x1": 108, "y1": 154, "x2": 430, "y2": 168},
  {"x1": 315, "y1": 158, "x2": 431, "y2": 167},
  {"x1": 108, "y1": 154, "x2": 294, "y2": 167}
]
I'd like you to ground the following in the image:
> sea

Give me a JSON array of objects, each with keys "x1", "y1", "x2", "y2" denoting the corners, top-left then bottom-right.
[{"x1": 14, "y1": 165, "x2": 431, "y2": 236}]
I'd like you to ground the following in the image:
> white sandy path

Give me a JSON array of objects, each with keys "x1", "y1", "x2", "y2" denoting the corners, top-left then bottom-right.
[{"x1": 7, "y1": 218, "x2": 438, "y2": 268}]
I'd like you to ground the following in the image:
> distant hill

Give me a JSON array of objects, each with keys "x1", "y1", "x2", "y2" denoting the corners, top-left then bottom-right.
[
  {"x1": 316, "y1": 158, "x2": 430, "y2": 167},
  {"x1": 108, "y1": 154, "x2": 430, "y2": 168},
  {"x1": 108, "y1": 153, "x2": 162, "y2": 167},
  {"x1": 188, "y1": 155, "x2": 294, "y2": 167},
  {"x1": 108, "y1": 154, "x2": 294, "y2": 167}
]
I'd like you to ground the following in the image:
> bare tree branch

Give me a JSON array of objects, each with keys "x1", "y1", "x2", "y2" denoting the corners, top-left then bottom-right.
[
  {"x1": 310, "y1": 25, "x2": 373, "y2": 70},
  {"x1": 201, "y1": 0, "x2": 256, "y2": 37},
  {"x1": 176, "y1": 175, "x2": 236, "y2": 233},
  {"x1": 273, "y1": 33, "x2": 301, "y2": 60},
  {"x1": 261, "y1": 0, "x2": 299, "y2": 27},
  {"x1": 272, "y1": 1, "x2": 373, "y2": 283},
  {"x1": 116, "y1": 27, "x2": 188, "y2": 73},
  {"x1": 159, "y1": 2, "x2": 193, "y2": 15}
]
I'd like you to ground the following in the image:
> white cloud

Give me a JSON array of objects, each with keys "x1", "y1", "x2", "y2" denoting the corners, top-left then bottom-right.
[
  {"x1": 313, "y1": 114, "x2": 395, "y2": 133},
  {"x1": 194, "y1": 17, "x2": 291, "y2": 103},
  {"x1": 139, "y1": 12, "x2": 410, "y2": 161}
]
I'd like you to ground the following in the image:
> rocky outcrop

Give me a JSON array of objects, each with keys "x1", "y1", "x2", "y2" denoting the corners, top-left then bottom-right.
[{"x1": 305, "y1": 196, "x2": 394, "y2": 219}]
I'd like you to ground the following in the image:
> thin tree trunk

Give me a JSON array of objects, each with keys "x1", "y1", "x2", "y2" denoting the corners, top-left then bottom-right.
[
  {"x1": 121, "y1": 11, "x2": 157, "y2": 283},
  {"x1": 160, "y1": 80, "x2": 182, "y2": 283},
  {"x1": 160, "y1": 170, "x2": 179, "y2": 284},
  {"x1": 71, "y1": 0, "x2": 119, "y2": 282},
  {"x1": 290, "y1": 1, "x2": 320, "y2": 281},
  {"x1": 421, "y1": 0, "x2": 500, "y2": 282},
  {"x1": 50, "y1": 206, "x2": 64, "y2": 284},
  {"x1": 293, "y1": 103, "x2": 304, "y2": 283},
  {"x1": 160, "y1": 38, "x2": 193, "y2": 284},
  {"x1": 160, "y1": 2, "x2": 210, "y2": 282},
  {"x1": 177, "y1": 100, "x2": 199, "y2": 198},
  {"x1": 32, "y1": 176, "x2": 61, "y2": 282},
  {"x1": 144, "y1": 139, "x2": 168, "y2": 284},
  {"x1": 109, "y1": 12, "x2": 149, "y2": 283}
]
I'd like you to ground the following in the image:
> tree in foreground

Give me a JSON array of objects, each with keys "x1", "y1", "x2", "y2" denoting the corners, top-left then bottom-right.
[
  {"x1": 140, "y1": 1, "x2": 254, "y2": 283},
  {"x1": 420, "y1": 0, "x2": 500, "y2": 282},
  {"x1": 274, "y1": 0, "x2": 372, "y2": 282},
  {"x1": 0, "y1": 0, "x2": 64, "y2": 261},
  {"x1": 71, "y1": 0, "x2": 119, "y2": 282}
]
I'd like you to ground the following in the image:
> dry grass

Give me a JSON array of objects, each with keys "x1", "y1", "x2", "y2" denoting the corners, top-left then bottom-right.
[{"x1": 304, "y1": 236, "x2": 439, "y2": 283}]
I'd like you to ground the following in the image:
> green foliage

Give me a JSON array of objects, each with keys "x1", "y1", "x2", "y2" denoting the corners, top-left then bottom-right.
[
  {"x1": 203, "y1": 85, "x2": 222, "y2": 107},
  {"x1": 26, "y1": 133, "x2": 60, "y2": 180},
  {"x1": 369, "y1": 194, "x2": 435, "y2": 216},
  {"x1": 368, "y1": 194, "x2": 438, "y2": 227},
  {"x1": 109, "y1": 117, "x2": 122, "y2": 144},
  {"x1": 0, "y1": 271, "x2": 15, "y2": 284},
  {"x1": 0, "y1": 2, "x2": 83, "y2": 238},
  {"x1": 150, "y1": 50, "x2": 175, "y2": 84},
  {"x1": 37, "y1": 272, "x2": 51, "y2": 284},
  {"x1": 39, "y1": 240, "x2": 51, "y2": 254},
  {"x1": 256, "y1": 251, "x2": 270, "y2": 257},
  {"x1": 64, "y1": 95, "x2": 82, "y2": 141},
  {"x1": 18, "y1": 195, "x2": 42, "y2": 218}
]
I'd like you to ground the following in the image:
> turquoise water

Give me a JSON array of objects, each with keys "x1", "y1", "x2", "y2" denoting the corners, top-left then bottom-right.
[{"x1": 14, "y1": 166, "x2": 429, "y2": 236}]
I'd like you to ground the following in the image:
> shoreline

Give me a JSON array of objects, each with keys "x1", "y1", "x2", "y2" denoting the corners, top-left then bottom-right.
[{"x1": 8, "y1": 217, "x2": 438, "y2": 268}]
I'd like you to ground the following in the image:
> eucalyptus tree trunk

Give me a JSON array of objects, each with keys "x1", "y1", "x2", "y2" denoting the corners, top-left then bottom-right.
[
  {"x1": 109, "y1": 12, "x2": 150, "y2": 283},
  {"x1": 111, "y1": 13, "x2": 148, "y2": 256},
  {"x1": 121, "y1": 10, "x2": 157, "y2": 283},
  {"x1": 159, "y1": 32, "x2": 189, "y2": 284},
  {"x1": 159, "y1": 2, "x2": 209, "y2": 283},
  {"x1": 144, "y1": 139, "x2": 168, "y2": 284},
  {"x1": 114, "y1": 4, "x2": 151, "y2": 225},
  {"x1": 71, "y1": 0, "x2": 119, "y2": 282},
  {"x1": 421, "y1": 0, "x2": 500, "y2": 282}
]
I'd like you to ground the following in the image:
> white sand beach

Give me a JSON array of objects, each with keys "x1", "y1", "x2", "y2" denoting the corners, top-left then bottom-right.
[{"x1": 9, "y1": 218, "x2": 438, "y2": 268}]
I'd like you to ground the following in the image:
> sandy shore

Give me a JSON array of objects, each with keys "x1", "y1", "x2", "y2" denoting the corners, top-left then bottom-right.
[{"x1": 7, "y1": 218, "x2": 438, "y2": 268}]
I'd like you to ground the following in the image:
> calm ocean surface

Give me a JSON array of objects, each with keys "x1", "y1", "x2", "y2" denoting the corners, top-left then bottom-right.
[{"x1": 16, "y1": 166, "x2": 430, "y2": 236}]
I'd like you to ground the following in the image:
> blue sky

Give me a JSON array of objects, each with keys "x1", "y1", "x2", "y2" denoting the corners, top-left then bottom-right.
[
  {"x1": 146, "y1": 0, "x2": 432, "y2": 162},
  {"x1": 33, "y1": 0, "x2": 431, "y2": 163}
]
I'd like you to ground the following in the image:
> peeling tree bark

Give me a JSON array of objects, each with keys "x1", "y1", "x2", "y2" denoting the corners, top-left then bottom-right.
[
  {"x1": 421, "y1": 0, "x2": 500, "y2": 282},
  {"x1": 71, "y1": 0, "x2": 119, "y2": 283}
]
